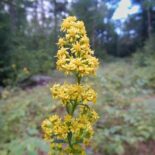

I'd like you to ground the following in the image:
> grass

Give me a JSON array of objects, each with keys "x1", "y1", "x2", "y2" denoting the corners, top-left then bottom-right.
[{"x1": 0, "y1": 58, "x2": 155, "y2": 155}]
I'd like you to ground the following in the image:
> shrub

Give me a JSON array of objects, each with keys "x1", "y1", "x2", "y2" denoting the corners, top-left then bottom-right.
[{"x1": 5, "y1": 46, "x2": 54, "y2": 85}]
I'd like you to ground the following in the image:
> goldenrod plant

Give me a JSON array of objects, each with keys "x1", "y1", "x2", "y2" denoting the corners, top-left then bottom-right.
[{"x1": 41, "y1": 16, "x2": 99, "y2": 154}]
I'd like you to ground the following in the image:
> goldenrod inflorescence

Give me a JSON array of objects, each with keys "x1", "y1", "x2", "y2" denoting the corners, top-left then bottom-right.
[{"x1": 41, "y1": 16, "x2": 99, "y2": 154}]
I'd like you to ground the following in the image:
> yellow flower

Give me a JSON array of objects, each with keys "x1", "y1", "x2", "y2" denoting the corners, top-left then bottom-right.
[
  {"x1": 57, "y1": 47, "x2": 68, "y2": 59},
  {"x1": 57, "y1": 38, "x2": 66, "y2": 47},
  {"x1": 91, "y1": 110, "x2": 99, "y2": 120},
  {"x1": 23, "y1": 67, "x2": 30, "y2": 74},
  {"x1": 80, "y1": 36, "x2": 89, "y2": 44},
  {"x1": 51, "y1": 83, "x2": 96, "y2": 104},
  {"x1": 76, "y1": 21, "x2": 84, "y2": 29},
  {"x1": 12, "y1": 64, "x2": 16, "y2": 69},
  {"x1": 72, "y1": 42, "x2": 81, "y2": 52},
  {"x1": 65, "y1": 16, "x2": 77, "y2": 22},
  {"x1": 61, "y1": 16, "x2": 77, "y2": 32},
  {"x1": 41, "y1": 16, "x2": 99, "y2": 154},
  {"x1": 68, "y1": 28, "x2": 78, "y2": 37},
  {"x1": 64, "y1": 114, "x2": 72, "y2": 122},
  {"x1": 56, "y1": 16, "x2": 99, "y2": 76},
  {"x1": 61, "y1": 20, "x2": 71, "y2": 31},
  {"x1": 49, "y1": 115, "x2": 61, "y2": 123}
]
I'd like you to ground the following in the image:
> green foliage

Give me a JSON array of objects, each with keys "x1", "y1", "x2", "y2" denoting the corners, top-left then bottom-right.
[
  {"x1": 7, "y1": 137, "x2": 49, "y2": 155},
  {"x1": 92, "y1": 60, "x2": 155, "y2": 154},
  {"x1": 133, "y1": 35, "x2": 155, "y2": 89},
  {"x1": 0, "y1": 59, "x2": 155, "y2": 155},
  {"x1": 4, "y1": 46, "x2": 54, "y2": 85},
  {"x1": 0, "y1": 85, "x2": 53, "y2": 154},
  {"x1": 0, "y1": 0, "x2": 56, "y2": 86},
  {"x1": 1, "y1": 0, "x2": 155, "y2": 86},
  {"x1": 133, "y1": 35, "x2": 155, "y2": 66},
  {"x1": 0, "y1": 10, "x2": 12, "y2": 85}
]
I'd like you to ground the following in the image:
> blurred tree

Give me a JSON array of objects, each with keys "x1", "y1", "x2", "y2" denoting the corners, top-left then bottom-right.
[
  {"x1": 71, "y1": 0, "x2": 118, "y2": 57},
  {"x1": 112, "y1": 0, "x2": 155, "y2": 56},
  {"x1": 6, "y1": 0, "x2": 27, "y2": 33},
  {"x1": 1, "y1": 0, "x2": 155, "y2": 86},
  {"x1": 131, "y1": 0, "x2": 155, "y2": 39},
  {"x1": 0, "y1": 0, "x2": 12, "y2": 85},
  {"x1": 71, "y1": 0, "x2": 104, "y2": 47},
  {"x1": 50, "y1": 0, "x2": 68, "y2": 50}
]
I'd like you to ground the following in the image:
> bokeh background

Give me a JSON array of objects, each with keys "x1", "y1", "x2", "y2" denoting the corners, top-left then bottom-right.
[{"x1": 0, "y1": 0, "x2": 155, "y2": 155}]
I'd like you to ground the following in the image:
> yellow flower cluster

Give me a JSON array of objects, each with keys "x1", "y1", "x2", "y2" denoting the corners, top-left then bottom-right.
[
  {"x1": 56, "y1": 16, "x2": 99, "y2": 76},
  {"x1": 51, "y1": 83, "x2": 96, "y2": 105},
  {"x1": 41, "y1": 16, "x2": 99, "y2": 154},
  {"x1": 41, "y1": 108, "x2": 99, "y2": 142}
]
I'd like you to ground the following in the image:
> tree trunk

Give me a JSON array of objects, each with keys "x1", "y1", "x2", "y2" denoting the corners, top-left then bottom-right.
[
  {"x1": 8, "y1": 1, "x2": 17, "y2": 33},
  {"x1": 147, "y1": 7, "x2": 152, "y2": 38}
]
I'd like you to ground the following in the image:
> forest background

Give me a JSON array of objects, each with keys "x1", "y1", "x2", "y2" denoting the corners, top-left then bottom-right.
[{"x1": 0, "y1": 0, "x2": 155, "y2": 155}]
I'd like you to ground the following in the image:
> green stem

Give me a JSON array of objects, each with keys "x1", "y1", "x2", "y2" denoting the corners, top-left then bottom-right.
[
  {"x1": 66, "y1": 73, "x2": 82, "y2": 150},
  {"x1": 67, "y1": 131, "x2": 73, "y2": 150},
  {"x1": 79, "y1": 103, "x2": 90, "y2": 110},
  {"x1": 72, "y1": 101, "x2": 77, "y2": 115},
  {"x1": 76, "y1": 74, "x2": 81, "y2": 84},
  {"x1": 66, "y1": 101, "x2": 77, "y2": 116}
]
